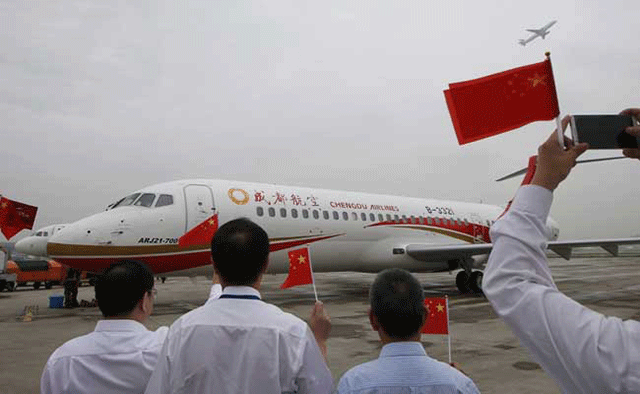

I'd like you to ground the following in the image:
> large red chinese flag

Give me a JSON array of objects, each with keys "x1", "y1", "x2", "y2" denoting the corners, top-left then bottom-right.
[
  {"x1": 178, "y1": 214, "x2": 218, "y2": 247},
  {"x1": 444, "y1": 58, "x2": 560, "y2": 145},
  {"x1": 0, "y1": 197, "x2": 38, "y2": 240},
  {"x1": 281, "y1": 247, "x2": 313, "y2": 289},
  {"x1": 422, "y1": 297, "x2": 449, "y2": 335}
]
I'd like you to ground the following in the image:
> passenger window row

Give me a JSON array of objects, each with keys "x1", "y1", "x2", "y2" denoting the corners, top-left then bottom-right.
[{"x1": 255, "y1": 207, "x2": 495, "y2": 227}]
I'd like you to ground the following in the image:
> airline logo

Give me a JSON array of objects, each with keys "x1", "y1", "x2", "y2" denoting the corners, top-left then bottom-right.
[{"x1": 228, "y1": 188, "x2": 250, "y2": 205}]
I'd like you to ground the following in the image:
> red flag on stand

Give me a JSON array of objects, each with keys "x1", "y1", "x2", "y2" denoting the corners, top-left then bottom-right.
[
  {"x1": 422, "y1": 296, "x2": 449, "y2": 335},
  {"x1": 444, "y1": 57, "x2": 560, "y2": 145},
  {"x1": 281, "y1": 247, "x2": 314, "y2": 289},
  {"x1": 178, "y1": 214, "x2": 218, "y2": 247},
  {"x1": 0, "y1": 197, "x2": 38, "y2": 240}
]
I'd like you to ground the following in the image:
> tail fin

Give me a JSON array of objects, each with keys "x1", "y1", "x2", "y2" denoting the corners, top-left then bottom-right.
[{"x1": 497, "y1": 155, "x2": 537, "y2": 219}]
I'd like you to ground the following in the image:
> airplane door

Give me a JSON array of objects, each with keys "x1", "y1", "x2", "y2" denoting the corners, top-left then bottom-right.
[{"x1": 184, "y1": 185, "x2": 216, "y2": 232}]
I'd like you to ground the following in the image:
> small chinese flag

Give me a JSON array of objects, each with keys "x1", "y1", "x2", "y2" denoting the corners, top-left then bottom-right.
[
  {"x1": 0, "y1": 196, "x2": 38, "y2": 240},
  {"x1": 422, "y1": 297, "x2": 449, "y2": 335},
  {"x1": 281, "y1": 247, "x2": 314, "y2": 289},
  {"x1": 178, "y1": 214, "x2": 218, "y2": 247},
  {"x1": 444, "y1": 58, "x2": 560, "y2": 145}
]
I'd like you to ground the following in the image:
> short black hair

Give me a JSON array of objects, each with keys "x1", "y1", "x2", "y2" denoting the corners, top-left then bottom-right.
[
  {"x1": 210, "y1": 218, "x2": 269, "y2": 286},
  {"x1": 95, "y1": 261, "x2": 154, "y2": 317},
  {"x1": 370, "y1": 268, "x2": 425, "y2": 339}
]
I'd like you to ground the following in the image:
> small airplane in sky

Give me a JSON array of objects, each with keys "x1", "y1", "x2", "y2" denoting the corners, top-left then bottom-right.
[
  {"x1": 14, "y1": 178, "x2": 640, "y2": 294},
  {"x1": 519, "y1": 20, "x2": 557, "y2": 46}
]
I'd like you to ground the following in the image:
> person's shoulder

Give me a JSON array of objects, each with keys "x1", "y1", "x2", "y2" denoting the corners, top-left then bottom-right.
[
  {"x1": 46, "y1": 332, "x2": 97, "y2": 363},
  {"x1": 169, "y1": 304, "x2": 209, "y2": 328},
  {"x1": 336, "y1": 359, "x2": 381, "y2": 391},
  {"x1": 135, "y1": 325, "x2": 169, "y2": 349},
  {"x1": 426, "y1": 358, "x2": 478, "y2": 391}
]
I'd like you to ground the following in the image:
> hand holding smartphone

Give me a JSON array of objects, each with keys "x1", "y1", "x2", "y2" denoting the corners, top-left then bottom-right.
[{"x1": 570, "y1": 114, "x2": 639, "y2": 149}]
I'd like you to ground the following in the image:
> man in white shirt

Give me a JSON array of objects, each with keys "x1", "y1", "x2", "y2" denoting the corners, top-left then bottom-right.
[
  {"x1": 145, "y1": 218, "x2": 333, "y2": 394},
  {"x1": 41, "y1": 261, "x2": 168, "y2": 394},
  {"x1": 484, "y1": 109, "x2": 640, "y2": 393},
  {"x1": 337, "y1": 268, "x2": 480, "y2": 394}
]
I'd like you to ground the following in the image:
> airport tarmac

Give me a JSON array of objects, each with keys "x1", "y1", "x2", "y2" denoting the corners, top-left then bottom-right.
[{"x1": 1, "y1": 249, "x2": 640, "y2": 393}]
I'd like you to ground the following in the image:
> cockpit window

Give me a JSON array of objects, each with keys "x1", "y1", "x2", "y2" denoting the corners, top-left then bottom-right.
[
  {"x1": 111, "y1": 193, "x2": 141, "y2": 208},
  {"x1": 134, "y1": 193, "x2": 156, "y2": 208},
  {"x1": 156, "y1": 194, "x2": 174, "y2": 207},
  {"x1": 36, "y1": 231, "x2": 42, "y2": 236}
]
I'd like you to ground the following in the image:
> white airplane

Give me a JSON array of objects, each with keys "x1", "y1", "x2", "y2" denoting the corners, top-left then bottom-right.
[
  {"x1": 14, "y1": 179, "x2": 640, "y2": 294},
  {"x1": 519, "y1": 20, "x2": 557, "y2": 46},
  {"x1": 14, "y1": 224, "x2": 68, "y2": 257}
]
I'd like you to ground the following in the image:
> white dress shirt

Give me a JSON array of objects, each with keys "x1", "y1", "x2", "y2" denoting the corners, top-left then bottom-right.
[
  {"x1": 145, "y1": 285, "x2": 333, "y2": 394},
  {"x1": 484, "y1": 185, "x2": 640, "y2": 393},
  {"x1": 41, "y1": 319, "x2": 168, "y2": 394}
]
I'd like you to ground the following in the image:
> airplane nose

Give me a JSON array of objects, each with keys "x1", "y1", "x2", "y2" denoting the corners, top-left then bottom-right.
[{"x1": 14, "y1": 237, "x2": 48, "y2": 257}]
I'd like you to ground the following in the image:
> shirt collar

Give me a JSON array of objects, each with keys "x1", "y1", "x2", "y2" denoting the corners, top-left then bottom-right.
[
  {"x1": 221, "y1": 285, "x2": 262, "y2": 299},
  {"x1": 379, "y1": 342, "x2": 427, "y2": 358},
  {"x1": 94, "y1": 319, "x2": 149, "y2": 333}
]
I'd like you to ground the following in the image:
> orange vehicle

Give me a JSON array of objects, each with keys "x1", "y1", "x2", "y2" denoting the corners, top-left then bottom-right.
[{"x1": 5, "y1": 259, "x2": 67, "y2": 290}]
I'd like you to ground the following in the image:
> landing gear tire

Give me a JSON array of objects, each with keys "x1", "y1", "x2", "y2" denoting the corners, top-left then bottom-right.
[
  {"x1": 469, "y1": 271, "x2": 484, "y2": 294},
  {"x1": 456, "y1": 271, "x2": 470, "y2": 293},
  {"x1": 45, "y1": 282, "x2": 53, "y2": 290},
  {"x1": 7, "y1": 282, "x2": 15, "y2": 292}
]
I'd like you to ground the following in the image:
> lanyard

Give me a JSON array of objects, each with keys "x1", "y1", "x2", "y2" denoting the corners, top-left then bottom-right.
[{"x1": 219, "y1": 294, "x2": 261, "y2": 300}]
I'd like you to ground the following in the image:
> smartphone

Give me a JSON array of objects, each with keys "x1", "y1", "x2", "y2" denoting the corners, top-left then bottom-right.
[{"x1": 570, "y1": 114, "x2": 639, "y2": 149}]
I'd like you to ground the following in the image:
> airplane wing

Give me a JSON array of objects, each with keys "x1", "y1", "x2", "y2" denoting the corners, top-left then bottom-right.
[
  {"x1": 526, "y1": 29, "x2": 543, "y2": 35},
  {"x1": 547, "y1": 238, "x2": 640, "y2": 260},
  {"x1": 403, "y1": 238, "x2": 640, "y2": 263}
]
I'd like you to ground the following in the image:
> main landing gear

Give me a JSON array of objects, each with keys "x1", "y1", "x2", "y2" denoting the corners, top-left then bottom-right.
[{"x1": 455, "y1": 270, "x2": 483, "y2": 294}]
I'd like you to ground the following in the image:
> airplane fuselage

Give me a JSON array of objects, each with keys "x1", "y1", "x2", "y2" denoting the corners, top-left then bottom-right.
[{"x1": 43, "y1": 179, "x2": 515, "y2": 278}]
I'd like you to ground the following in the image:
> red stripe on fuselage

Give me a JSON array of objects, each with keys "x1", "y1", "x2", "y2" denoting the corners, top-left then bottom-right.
[
  {"x1": 53, "y1": 234, "x2": 345, "y2": 274},
  {"x1": 55, "y1": 250, "x2": 212, "y2": 275},
  {"x1": 365, "y1": 220, "x2": 491, "y2": 243}
]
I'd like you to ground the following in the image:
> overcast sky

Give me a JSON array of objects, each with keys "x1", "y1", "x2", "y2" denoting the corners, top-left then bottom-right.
[{"x1": 2, "y1": 0, "x2": 640, "y2": 240}]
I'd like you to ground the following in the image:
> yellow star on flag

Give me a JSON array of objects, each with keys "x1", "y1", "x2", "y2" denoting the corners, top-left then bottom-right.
[
  {"x1": 298, "y1": 255, "x2": 306, "y2": 264},
  {"x1": 208, "y1": 219, "x2": 215, "y2": 226},
  {"x1": 0, "y1": 202, "x2": 6, "y2": 209},
  {"x1": 436, "y1": 303, "x2": 445, "y2": 313},
  {"x1": 528, "y1": 73, "x2": 547, "y2": 87}
]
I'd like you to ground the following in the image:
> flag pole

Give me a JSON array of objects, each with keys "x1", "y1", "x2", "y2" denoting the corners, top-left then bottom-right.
[
  {"x1": 546, "y1": 52, "x2": 564, "y2": 148},
  {"x1": 446, "y1": 297, "x2": 452, "y2": 364},
  {"x1": 307, "y1": 246, "x2": 319, "y2": 302}
]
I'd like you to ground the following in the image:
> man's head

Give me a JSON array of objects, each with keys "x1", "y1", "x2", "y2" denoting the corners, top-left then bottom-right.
[
  {"x1": 210, "y1": 218, "x2": 269, "y2": 286},
  {"x1": 95, "y1": 261, "x2": 155, "y2": 320},
  {"x1": 369, "y1": 268, "x2": 426, "y2": 340}
]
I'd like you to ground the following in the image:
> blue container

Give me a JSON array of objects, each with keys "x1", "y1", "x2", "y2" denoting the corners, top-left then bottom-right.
[{"x1": 49, "y1": 295, "x2": 64, "y2": 309}]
